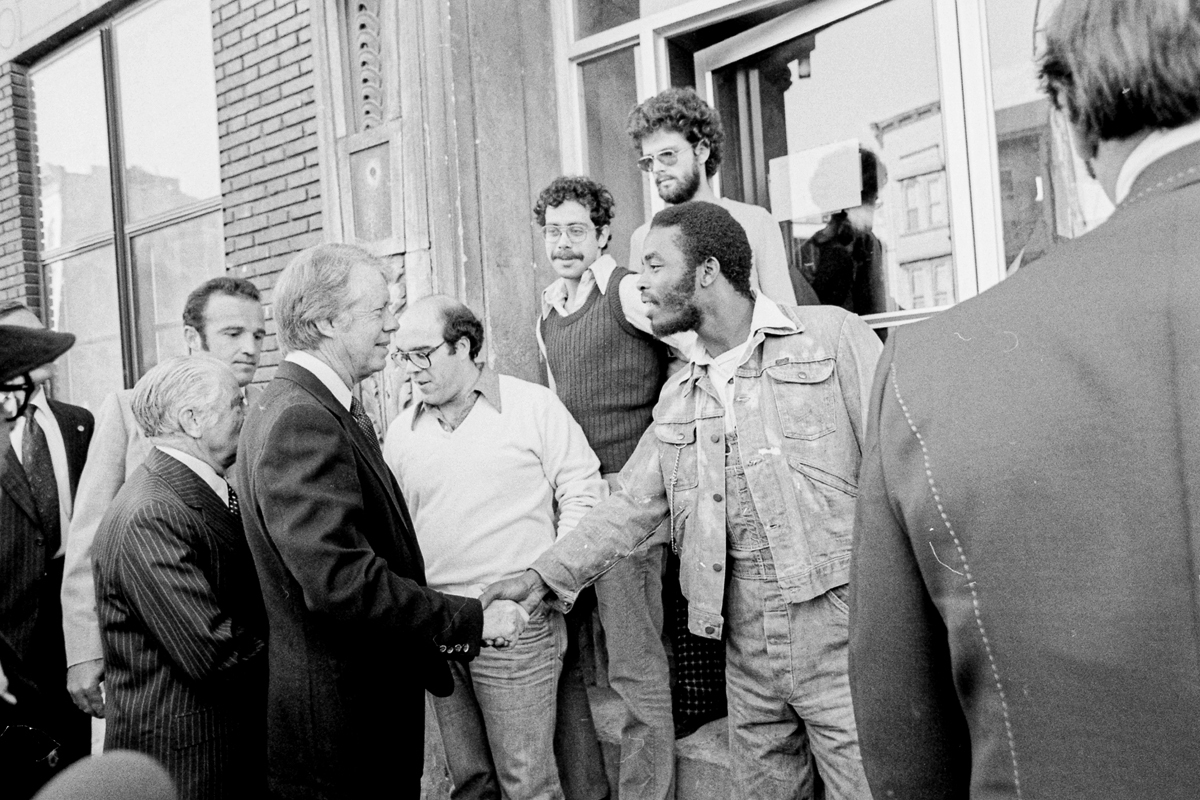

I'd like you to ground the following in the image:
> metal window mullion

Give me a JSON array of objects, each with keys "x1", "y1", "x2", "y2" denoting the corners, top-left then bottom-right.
[{"x1": 100, "y1": 25, "x2": 138, "y2": 389}]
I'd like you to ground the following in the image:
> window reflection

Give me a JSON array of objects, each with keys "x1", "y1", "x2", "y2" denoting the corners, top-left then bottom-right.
[
  {"x1": 45, "y1": 246, "x2": 123, "y2": 411},
  {"x1": 115, "y1": 0, "x2": 221, "y2": 222},
  {"x1": 132, "y1": 212, "x2": 225, "y2": 372},
  {"x1": 986, "y1": 0, "x2": 1112, "y2": 275},
  {"x1": 712, "y1": 0, "x2": 953, "y2": 319},
  {"x1": 581, "y1": 47, "x2": 641, "y2": 271},
  {"x1": 30, "y1": 38, "x2": 113, "y2": 251},
  {"x1": 575, "y1": 0, "x2": 638, "y2": 39}
]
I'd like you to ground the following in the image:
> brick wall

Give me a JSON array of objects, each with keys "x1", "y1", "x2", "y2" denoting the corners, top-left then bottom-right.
[
  {"x1": 211, "y1": 0, "x2": 324, "y2": 381},
  {"x1": 0, "y1": 63, "x2": 41, "y2": 308}
]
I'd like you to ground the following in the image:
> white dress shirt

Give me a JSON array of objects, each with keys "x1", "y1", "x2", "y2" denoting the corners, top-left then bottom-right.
[
  {"x1": 285, "y1": 351, "x2": 352, "y2": 410},
  {"x1": 1115, "y1": 117, "x2": 1200, "y2": 204},
  {"x1": 155, "y1": 445, "x2": 229, "y2": 507}
]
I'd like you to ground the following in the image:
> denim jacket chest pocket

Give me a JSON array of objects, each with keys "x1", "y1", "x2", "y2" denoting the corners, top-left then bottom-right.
[
  {"x1": 655, "y1": 420, "x2": 699, "y2": 552},
  {"x1": 762, "y1": 357, "x2": 837, "y2": 441}
]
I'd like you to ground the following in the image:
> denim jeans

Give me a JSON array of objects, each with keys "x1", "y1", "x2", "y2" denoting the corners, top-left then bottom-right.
[
  {"x1": 433, "y1": 606, "x2": 568, "y2": 800},
  {"x1": 594, "y1": 539, "x2": 675, "y2": 800},
  {"x1": 724, "y1": 433, "x2": 871, "y2": 800}
]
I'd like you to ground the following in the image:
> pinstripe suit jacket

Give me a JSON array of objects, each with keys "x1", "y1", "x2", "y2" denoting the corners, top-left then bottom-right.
[
  {"x1": 0, "y1": 399, "x2": 92, "y2": 695},
  {"x1": 94, "y1": 447, "x2": 266, "y2": 800}
]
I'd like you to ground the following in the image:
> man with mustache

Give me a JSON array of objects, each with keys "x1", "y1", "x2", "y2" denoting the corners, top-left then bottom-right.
[
  {"x1": 486, "y1": 201, "x2": 882, "y2": 799},
  {"x1": 61, "y1": 277, "x2": 266, "y2": 721},
  {"x1": 534, "y1": 176, "x2": 685, "y2": 800},
  {"x1": 626, "y1": 87, "x2": 805, "y2": 307}
]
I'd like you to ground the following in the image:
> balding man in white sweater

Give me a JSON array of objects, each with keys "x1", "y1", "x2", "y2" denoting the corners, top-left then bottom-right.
[{"x1": 384, "y1": 295, "x2": 605, "y2": 800}]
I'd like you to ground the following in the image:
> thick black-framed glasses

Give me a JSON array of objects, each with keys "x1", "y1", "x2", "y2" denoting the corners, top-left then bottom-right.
[
  {"x1": 0, "y1": 374, "x2": 34, "y2": 423},
  {"x1": 392, "y1": 341, "x2": 451, "y2": 370}
]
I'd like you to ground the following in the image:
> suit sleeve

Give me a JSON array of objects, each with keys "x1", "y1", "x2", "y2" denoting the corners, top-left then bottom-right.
[
  {"x1": 848, "y1": 343, "x2": 971, "y2": 799},
  {"x1": 118, "y1": 505, "x2": 264, "y2": 685},
  {"x1": 252, "y1": 403, "x2": 483, "y2": 655},
  {"x1": 61, "y1": 392, "x2": 129, "y2": 666}
]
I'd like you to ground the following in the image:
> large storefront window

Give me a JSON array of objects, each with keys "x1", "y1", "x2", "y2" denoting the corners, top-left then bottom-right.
[
  {"x1": 984, "y1": 0, "x2": 1112, "y2": 275},
  {"x1": 31, "y1": 0, "x2": 224, "y2": 410}
]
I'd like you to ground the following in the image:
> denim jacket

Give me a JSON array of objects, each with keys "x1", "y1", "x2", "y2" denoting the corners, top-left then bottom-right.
[{"x1": 533, "y1": 300, "x2": 883, "y2": 639}]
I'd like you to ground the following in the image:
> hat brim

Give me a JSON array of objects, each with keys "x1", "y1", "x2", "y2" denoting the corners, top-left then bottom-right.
[{"x1": 0, "y1": 324, "x2": 76, "y2": 384}]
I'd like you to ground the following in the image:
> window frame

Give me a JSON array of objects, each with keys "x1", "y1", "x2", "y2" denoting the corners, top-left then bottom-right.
[
  {"x1": 30, "y1": 0, "x2": 223, "y2": 390},
  {"x1": 556, "y1": 0, "x2": 1014, "y2": 330}
]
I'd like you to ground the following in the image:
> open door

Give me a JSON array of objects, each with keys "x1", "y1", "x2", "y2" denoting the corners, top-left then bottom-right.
[{"x1": 694, "y1": 0, "x2": 974, "y2": 329}]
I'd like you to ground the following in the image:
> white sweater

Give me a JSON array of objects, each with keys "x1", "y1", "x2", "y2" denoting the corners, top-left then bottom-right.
[{"x1": 383, "y1": 371, "x2": 606, "y2": 598}]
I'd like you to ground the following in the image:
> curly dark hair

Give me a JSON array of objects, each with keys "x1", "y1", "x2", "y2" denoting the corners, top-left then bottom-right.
[
  {"x1": 1039, "y1": 0, "x2": 1200, "y2": 147},
  {"x1": 533, "y1": 175, "x2": 615, "y2": 229},
  {"x1": 627, "y1": 87, "x2": 725, "y2": 178},
  {"x1": 650, "y1": 201, "x2": 752, "y2": 300},
  {"x1": 441, "y1": 301, "x2": 485, "y2": 361}
]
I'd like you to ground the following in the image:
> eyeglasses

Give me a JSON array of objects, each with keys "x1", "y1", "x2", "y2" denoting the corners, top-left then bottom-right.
[
  {"x1": 537, "y1": 223, "x2": 596, "y2": 244},
  {"x1": 392, "y1": 341, "x2": 451, "y2": 370},
  {"x1": 636, "y1": 141, "x2": 704, "y2": 173},
  {"x1": 0, "y1": 375, "x2": 34, "y2": 423}
]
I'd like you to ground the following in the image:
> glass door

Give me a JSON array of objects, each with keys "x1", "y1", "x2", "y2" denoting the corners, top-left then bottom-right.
[{"x1": 693, "y1": 0, "x2": 975, "y2": 328}]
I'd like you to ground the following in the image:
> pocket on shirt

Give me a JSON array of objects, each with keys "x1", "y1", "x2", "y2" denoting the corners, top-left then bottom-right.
[
  {"x1": 764, "y1": 358, "x2": 837, "y2": 440},
  {"x1": 654, "y1": 421, "x2": 699, "y2": 490}
]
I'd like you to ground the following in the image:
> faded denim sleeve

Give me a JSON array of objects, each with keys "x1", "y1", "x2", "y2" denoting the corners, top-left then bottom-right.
[
  {"x1": 836, "y1": 312, "x2": 885, "y2": 452},
  {"x1": 530, "y1": 422, "x2": 670, "y2": 611}
]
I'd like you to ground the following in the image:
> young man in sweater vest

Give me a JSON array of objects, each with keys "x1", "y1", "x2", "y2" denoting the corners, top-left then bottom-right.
[
  {"x1": 535, "y1": 176, "x2": 682, "y2": 800},
  {"x1": 385, "y1": 295, "x2": 606, "y2": 800}
]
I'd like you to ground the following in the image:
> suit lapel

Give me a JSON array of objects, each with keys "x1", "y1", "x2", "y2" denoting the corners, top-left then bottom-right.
[
  {"x1": 1, "y1": 445, "x2": 37, "y2": 523},
  {"x1": 277, "y1": 361, "x2": 406, "y2": 516},
  {"x1": 143, "y1": 448, "x2": 242, "y2": 545},
  {"x1": 48, "y1": 400, "x2": 90, "y2": 495}
]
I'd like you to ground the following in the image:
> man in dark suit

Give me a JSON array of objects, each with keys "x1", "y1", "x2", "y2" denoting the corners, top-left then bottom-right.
[
  {"x1": 93, "y1": 354, "x2": 265, "y2": 800},
  {"x1": 0, "y1": 302, "x2": 93, "y2": 797},
  {"x1": 849, "y1": 2, "x2": 1200, "y2": 798},
  {"x1": 236, "y1": 243, "x2": 523, "y2": 799}
]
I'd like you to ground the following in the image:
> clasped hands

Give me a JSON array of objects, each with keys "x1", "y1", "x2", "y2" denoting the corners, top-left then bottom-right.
[{"x1": 479, "y1": 569, "x2": 549, "y2": 649}]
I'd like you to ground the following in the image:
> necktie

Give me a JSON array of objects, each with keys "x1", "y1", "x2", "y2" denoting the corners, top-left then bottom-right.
[
  {"x1": 22, "y1": 405, "x2": 61, "y2": 554},
  {"x1": 226, "y1": 481, "x2": 240, "y2": 517},
  {"x1": 349, "y1": 397, "x2": 381, "y2": 452}
]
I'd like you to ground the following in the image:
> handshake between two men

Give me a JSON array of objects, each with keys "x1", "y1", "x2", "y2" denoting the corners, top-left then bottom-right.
[{"x1": 479, "y1": 571, "x2": 549, "y2": 649}]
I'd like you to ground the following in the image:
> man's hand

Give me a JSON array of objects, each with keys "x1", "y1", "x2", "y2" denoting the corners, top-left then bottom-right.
[
  {"x1": 481, "y1": 600, "x2": 529, "y2": 649},
  {"x1": 480, "y1": 569, "x2": 549, "y2": 616},
  {"x1": 66, "y1": 659, "x2": 105, "y2": 718},
  {"x1": 0, "y1": 660, "x2": 16, "y2": 705}
]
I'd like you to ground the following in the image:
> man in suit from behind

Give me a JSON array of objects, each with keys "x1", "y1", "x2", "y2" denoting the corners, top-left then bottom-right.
[
  {"x1": 849, "y1": 1, "x2": 1200, "y2": 798},
  {"x1": 62, "y1": 277, "x2": 266, "y2": 720},
  {"x1": 237, "y1": 243, "x2": 524, "y2": 799},
  {"x1": 93, "y1": 354, "x2": 266, "y2": 800},
  {"x1": 0, "y1": 301, "x2": 93, "y2": 795}
]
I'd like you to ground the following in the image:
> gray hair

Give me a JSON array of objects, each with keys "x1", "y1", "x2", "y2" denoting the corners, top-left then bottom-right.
[
  {"x1": 274, "y1": 243, "x2": 386, "y2": 353},
  {"x1": 132, "y1": 355, "x2": 231, "y2": 439}
]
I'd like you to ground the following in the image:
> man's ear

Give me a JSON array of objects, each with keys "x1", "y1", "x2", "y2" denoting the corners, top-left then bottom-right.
[
  {"x1": 697, "y1": 255, "x2": 721, "y2": 288},
  {"x1": 315, "y1": 315, "x2": 341, "y2": 338},
  {"x1": 597, "y1": 225, "x2": 611, "y2": 251},
  {"x1": 177, "y1": 406, "x2": 204, "y2": 439},
  {"x1": 694, "y1": 139, "x2": 711, "y2": 171},
  {"x1": 182, "y1": 325, "x2": 204, "y2": 355}
]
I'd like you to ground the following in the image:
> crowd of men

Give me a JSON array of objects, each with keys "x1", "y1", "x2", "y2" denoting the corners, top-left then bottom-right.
[{"x1": 2, "y1": 1, "x2": 1200, "y2": 798}]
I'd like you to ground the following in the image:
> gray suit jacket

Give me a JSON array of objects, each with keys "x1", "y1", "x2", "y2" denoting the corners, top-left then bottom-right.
[
  {"x1": 94, "y1": 447, "x2": 266, "y2": 800},
  {"x1": 849, "y1": 140, "x2": 1200, "y2": 798}
]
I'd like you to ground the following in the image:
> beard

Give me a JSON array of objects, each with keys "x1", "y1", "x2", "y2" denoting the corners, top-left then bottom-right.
[
  {"x1": 649, "y1": 265, "x2": 703, "y2": 337},
  {"x1": 657, "y1": 161, "x2": 702, "y2": 204}
]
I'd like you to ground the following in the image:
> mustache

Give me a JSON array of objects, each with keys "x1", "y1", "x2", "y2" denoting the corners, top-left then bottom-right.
[{"x1": 553, "y1": 249, "x2": 580, "y2": 259}]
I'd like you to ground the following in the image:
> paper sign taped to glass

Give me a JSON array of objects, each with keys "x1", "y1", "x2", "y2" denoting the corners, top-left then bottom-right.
[{"x1": 768, "y1": 138, "x2": 864, "y2": 222}]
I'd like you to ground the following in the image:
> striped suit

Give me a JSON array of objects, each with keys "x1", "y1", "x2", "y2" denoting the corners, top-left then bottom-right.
[
  {"x1": 0, "y1": 398, "x2": 93, "y2": 788},
  {"x1": 93, "y1": 447, "x2": 266, "y2": 800}
]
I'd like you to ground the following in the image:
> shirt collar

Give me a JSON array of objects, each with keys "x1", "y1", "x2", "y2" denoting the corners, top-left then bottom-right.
[
  {"x1": 285, "y1": 351, "x2": 352, "y2": 410},
  {"x1": 540, "y1": 254, "x2": 618, "y2": 319},
  {"x1": 155, "y1": 445, "x2": 228, "y2": 505},
  {"x1": 680, "y1": 294, "x2": 800, "y2": 388},
  {"x1": 410, "y1": 364, "x2": 502, "y2": 428},
  {"x1": 1115, "y1": 118, "x2": 1200, "y2": 204}
]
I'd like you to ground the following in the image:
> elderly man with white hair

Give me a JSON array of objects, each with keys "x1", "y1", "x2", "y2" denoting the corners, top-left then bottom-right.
[{"x1": 92, "y1": 354, "x2": 267, "y2": 800}]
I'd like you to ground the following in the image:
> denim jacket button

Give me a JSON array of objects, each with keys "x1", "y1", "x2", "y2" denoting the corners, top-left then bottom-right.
[
  {"x1": 713, "y1": 493, "x2": 723, "y2": 503},
  {"x1": 710, "y1": 434, "x2": 720, "y2": 443},
  {"x1": 713, "y1": 563, "x2": 723, "y2": 572},
  {"x1": 705, "y1": 625, "x2": 715, "y2": 635}
]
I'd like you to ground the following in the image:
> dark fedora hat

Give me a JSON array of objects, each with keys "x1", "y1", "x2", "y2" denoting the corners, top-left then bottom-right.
[{"x1": 0, "y1": 324, "x2": 75, "y2": 384}]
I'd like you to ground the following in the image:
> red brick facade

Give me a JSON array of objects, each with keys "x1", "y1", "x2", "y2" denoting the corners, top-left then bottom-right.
[{"x1": 0, "y1": 63, "x2": 41, "y2": 310}]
